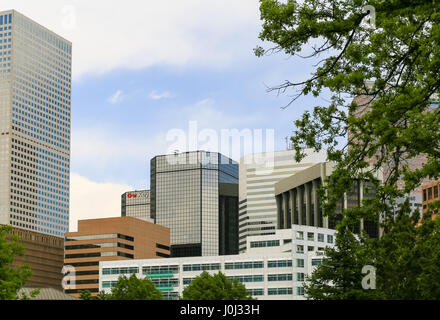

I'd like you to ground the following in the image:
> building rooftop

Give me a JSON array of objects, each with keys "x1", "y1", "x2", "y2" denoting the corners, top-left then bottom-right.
[{"x1": 19, "y1": 288, "x2": 80, "y2": 300}]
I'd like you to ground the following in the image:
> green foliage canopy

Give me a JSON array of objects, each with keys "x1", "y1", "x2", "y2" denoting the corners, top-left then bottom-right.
[{"x1": 181, "y1": 271, "x2": 254, "y2": 300}]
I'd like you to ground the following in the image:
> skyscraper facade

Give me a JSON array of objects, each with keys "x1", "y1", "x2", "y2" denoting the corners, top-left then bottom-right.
[
  {"x1": 0, "y1": 10, "x2": 72, "y2": 236},
  {"x1": 121, "y1": 190, "x2": 152, "y2": 222},
  {"x1": 238, "y1": 149, "x2": 327, "y2": 252},
  {"x1": 150, "y1": 151, "x2": 239, "y2": 257}
]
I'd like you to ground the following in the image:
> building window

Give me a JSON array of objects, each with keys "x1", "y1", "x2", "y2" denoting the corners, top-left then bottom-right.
[
  {"x1": 267, "y1": 274, "x2": 293, "y2": 282},
  {"x1": 224, "y1": 261, "x2": 264, "y2": 270},
  {"x1": 156, "y1": 251, "x2": 170, "y2": 258},
  {"x1": 296, "y1": 273, "x2": 305, "y2": 281},
  {"x1": 423, "y1": 189, "x2": 427, "y2": 201},
  {"x1": 268, "y1": 288, "x2": 293, "y2": 296},
  {"x1": 250, "y1": 240, "x2": 280, "y2": 248},
  {"x1": 296, "y1": 259, "x2": 304, "y2": 268},
  {"x1": 182, "y1": 263, "x2": 220, "y2": 272},
  {"x1": 434, "y1": 186, "x2": 439, "y2": 199},
  {"x1": 267, "y1": 260, "x2": 292, "y2": 268},
  {"x1": 247, "y1": 288, "x2": 264, "y2": 296},
  {"x1": 143, "y1": 265, "x2": 179, "y2": 275},
  {"x1": 156, "y1": 243, "x2": 170, "y2": 251},
  {"x1": 428, "y1": 188, "x2": 433, "y2": 200},
  {"x1": 296, "y1": 231, "x2": 304, "y2": 240},
  {"x1": 311, "y1": 258, "x2": 322, "y2": 266},
  {"x1": 102, "y1": 267, "x2": 139, "y2": 275},
  {"x1": 318, "y1": 233, "x2": 324, "y2": 242},
  {"x1": 297, "y1": 287, "x2": 304, "y2": 296},
  {"x1": 228, "y1": 275, "x2": 264, "y2": 283},
  {"x1": 327, "y1": 235, "x2": 334, "y2": 244},
  {"x1": 307, "y1": 232, "x2": 314, "y2": 241}
]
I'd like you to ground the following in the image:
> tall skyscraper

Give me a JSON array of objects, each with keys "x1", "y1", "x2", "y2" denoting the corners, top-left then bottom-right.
[
  {"x1": 238, "y1": 149, "x2": 327, "y2": 253},
  {"x1": 0, "y1": 10, "x2": 72, "y2": 236},
  {"x1": 121, "y1": 190, "x2": 152, "y2": 222},
  {"x1": 150, "y1": 151, "x2": 239, "y2": 257}
]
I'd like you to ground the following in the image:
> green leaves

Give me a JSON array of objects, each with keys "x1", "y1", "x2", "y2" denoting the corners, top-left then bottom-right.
[
  {"x1": 106, "y1": 274, "x2": 163, "y2": 300},
  {"x1": 0, "y1": 225, "x2": 32, "y2": 300},
  {"x1": 257, "y1": 0, "x2": 440, "y2": 299},
  {"x1": 181, "y1": 271, "x2": 254, "y2": 300}
]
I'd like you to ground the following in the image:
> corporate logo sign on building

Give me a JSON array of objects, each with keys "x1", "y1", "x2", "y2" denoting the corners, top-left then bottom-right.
[{"x1": 125, "y1": 191, "x2": 150, "y2": 201}]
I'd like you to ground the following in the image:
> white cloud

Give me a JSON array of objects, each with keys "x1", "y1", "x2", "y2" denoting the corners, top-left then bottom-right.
[
  {"x1": 149, "y1": 90, "x2": 174, "y2": 100},
  {"x1": 71, "y1": 127, "x2": 170, "y2": 169},
  {"x1": 107, "y1": 90, "x2": 124, "y2": 104},
  {"x1": 6, "y1": 1, "x2": 261, "y2": 79},
  {"x1": 69, "y1": 172, "x2": 133, "y2": 232}
]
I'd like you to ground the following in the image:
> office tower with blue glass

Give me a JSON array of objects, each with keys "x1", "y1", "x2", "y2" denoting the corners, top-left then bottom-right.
[
  {"x1": 150, "y1": 151, "x2": 239, "y2": 257},
  {"x1": 0, "y1": 10, "x2": 72, "y2": 236}
]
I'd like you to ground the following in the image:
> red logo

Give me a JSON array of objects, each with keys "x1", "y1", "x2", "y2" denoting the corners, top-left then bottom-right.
[{"x1": 127, "y1": 193, "x2": 137, "y2": 199}]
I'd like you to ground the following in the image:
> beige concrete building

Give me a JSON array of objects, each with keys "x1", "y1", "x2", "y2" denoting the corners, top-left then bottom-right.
[
  {"x1": 11, "y1": 227, "x2": 64, "y2": 290},
  {"x1": 63, "y1": 216, "x2": 170, "y2": 297},
  {"x1": 274, "y1": 162, "x2": 383, "y2": 238}
]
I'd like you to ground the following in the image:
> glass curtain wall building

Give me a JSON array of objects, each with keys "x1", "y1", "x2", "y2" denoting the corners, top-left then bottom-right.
[
  {"x1": 150, "y1": 151, "x2": 238, "y2": 257},
  {"x1": 121, "y1": 190, "x2": 152, "y2": 222},
  {"x1": 0, "y1": 10, "x2": 72, "y2": 236}
]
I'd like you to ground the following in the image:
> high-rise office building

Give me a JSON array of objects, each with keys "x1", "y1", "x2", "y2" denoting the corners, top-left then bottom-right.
[
  {"x1": 150, "y1": 151, "x2": 239, "y2": 257},
  {"x1": 238, "y1": 149, "x2": 327, "y2": 252},
  {"x1": 121, "y1": 190, "x2": 152, "y2": 222},
  {"x1": 0, "y1": 10, "x2": 72, "y2": 237}
]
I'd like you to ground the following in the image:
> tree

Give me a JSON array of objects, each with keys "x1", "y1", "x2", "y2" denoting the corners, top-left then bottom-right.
[
  {"x1": 306, "y1": 201, "x2": 440, "y2": 299},
  {"x1": 0, "y1": 225, "x2": 33, "y2": 300},
  {"x1": 181, "y1": 271, "x2": 254, "y2": 300},
  {"x1": 304, "y1": 225, "x2": 380, "y2": 300},
  {"x1": 256, "y1": 0, "x2": 440, "y2": 299},
  {"x1": 105, "y1": 274, "x2": 163, "y2": 300}
]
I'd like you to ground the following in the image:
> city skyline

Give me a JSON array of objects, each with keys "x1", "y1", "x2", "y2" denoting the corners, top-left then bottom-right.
[{"x1": 0, "y1": 2, "x2": 332, "y2": 232}]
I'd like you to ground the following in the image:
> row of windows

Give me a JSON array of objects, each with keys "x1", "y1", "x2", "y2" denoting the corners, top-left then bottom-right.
[
  {"x1": 267, "y1": 274, "x2": 293, "y2": 282},
  {"x1": 136, "y1": 260, "x2": 295, "y2": 274},
  {"x1": 143, "y1": 265, "x2": 179, "y2": 275},
  {"x1": 65, "y1": 251, "x2": 134, "y2": 259},
  {"x1": 0, "y1": 14, "x2": 12, "y2": 26},
  {"x1": 423, "y1": 185, "x2": 439, "y2": 201},
  {"x1": 224, "y1": 261, "x2": 264, "y2": 270},
  {"x1": 100, "y1": 279, "x2": 301, "y2": 297},
  {"x1": 268, "y1": 287, "x2": 294, "y2": 296},
  {"x1": 66, "y1": 233, "x2": 134, "y2": 242},
  {"x1": 102, "y1": 267, "x2": 139, "y2": 275},
  {"x1": 249, "y1": 240, "x2": 280, "y2": 248},
  {"x1": 182, "y1": 263, "x2": 221, "y2": 272},
  {"x1": 66, "y1": 242, "x2": 134, "y2": 251},
  {"x1": 227, "y1": 275, "x2": 264, "y2": 283}
]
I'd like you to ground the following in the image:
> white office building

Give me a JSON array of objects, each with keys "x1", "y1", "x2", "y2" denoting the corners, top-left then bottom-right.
[
  {"x1": 99, "y1": 225, "x2": 336, "y2": 300},
  {"x1": 238, "y1": 149, "x2": 327, "y2": 252}
]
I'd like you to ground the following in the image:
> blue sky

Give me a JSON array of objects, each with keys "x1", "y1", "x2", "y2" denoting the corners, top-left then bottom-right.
[
  {"x1": 71, "y1": 55, "x2": 322, "y2": 189},
  {"x1": 6, "y1": 0, "x2": 333, "y2": 230}
]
